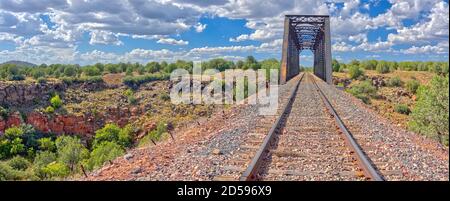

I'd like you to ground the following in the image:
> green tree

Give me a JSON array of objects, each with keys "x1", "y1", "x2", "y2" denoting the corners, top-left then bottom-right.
[
  {"x1": 145, "y1": 62, "x2": 161, "y2": 73},
  {"x1": 33, "y1": 151, "x2": 57, "y2": 179},
  {"x1": 55, "y1": 136, "x2": 89, "y2": 171},
  {"x1": 42, "y1": 162, "x2": 70, "y2": 178},
  {"x1": 348, "y1": 65, "x2": 364, "y2": 79},
  {"x1": 38, "y1": 137, "x2": 56, "y2": 151},
  {"x1": 332, "y1": 59, "x2": 341, "y2": 72},
  {"x1": 86, "y1": 141, "x2": 124, "y2": 170},
  {"x1": 93, "y1": 123, "x2": 133, "y2": 148},
  {"x1": 408, "y1": 76, "x2": 449, "y2": 145},
  {"x1": 63, "y1": 66, "x2": 77, "y2": 77}
]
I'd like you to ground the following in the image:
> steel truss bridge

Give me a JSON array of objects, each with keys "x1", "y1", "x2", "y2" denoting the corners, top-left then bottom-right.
[{"x1": 280, "y1": 15, "x2": 332, "y2": 84}]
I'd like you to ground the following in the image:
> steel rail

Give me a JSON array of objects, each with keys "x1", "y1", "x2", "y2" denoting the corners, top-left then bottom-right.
[
  {"x1": 310, "y1": 73, "x2": 384, "y2": 181},
  {"x1": 239, "y1": 73, "x2": 305, "y2": 181}
]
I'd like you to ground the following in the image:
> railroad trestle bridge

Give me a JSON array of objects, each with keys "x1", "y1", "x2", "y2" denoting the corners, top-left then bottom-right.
[{"x1": 280, "y1": 15, "x2": 332, "y2": 84}]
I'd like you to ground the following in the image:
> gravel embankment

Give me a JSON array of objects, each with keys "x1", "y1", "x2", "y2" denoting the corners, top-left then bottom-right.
[{"x1": 315, "y1": 76, "x2": 449, "y2": 181}]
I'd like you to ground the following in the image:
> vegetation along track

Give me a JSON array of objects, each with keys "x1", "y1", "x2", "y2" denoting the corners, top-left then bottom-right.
[{"x1": 238, "y1": 73, "x2": 384, "y2": 181}]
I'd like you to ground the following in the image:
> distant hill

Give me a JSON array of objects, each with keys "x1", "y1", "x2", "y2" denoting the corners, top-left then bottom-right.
[{"x1": 1, "y1": 60, "x2": 37, "y2": 67}]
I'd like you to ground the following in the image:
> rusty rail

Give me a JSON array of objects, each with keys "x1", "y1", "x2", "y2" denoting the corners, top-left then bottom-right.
[
  {"x1": 310, "y1": 74, "x2": 384, "y2": 181},
  {"x1": 239, "y1": 73, "x2": 304, "y2": 181}
]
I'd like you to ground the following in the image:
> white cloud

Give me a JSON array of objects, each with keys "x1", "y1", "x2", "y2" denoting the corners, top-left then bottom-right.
[
  {"x1": 89, "y1": 30, "x2": 123, "y2": 45},
  {"x1": 194, "y1": 23, "x2": 207, "y2": 32},
  {"x1": 157, "y1": 38, "x2": 189, "y2": 45}
]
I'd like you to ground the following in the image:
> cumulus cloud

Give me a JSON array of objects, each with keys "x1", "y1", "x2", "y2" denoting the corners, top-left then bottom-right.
[
  {"x1": 89, "y1": 30, "x2": 123, "y2": 45},
  {"x1": 194, "y1": 23, "x2": 207, "y2": 32},
  {"x1": 157, "y1": 38, "x2": 189, "y2": 45}
]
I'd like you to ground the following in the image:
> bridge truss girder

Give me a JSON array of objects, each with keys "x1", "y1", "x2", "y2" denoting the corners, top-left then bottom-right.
[{"x1": 280, "y1": 15, "x2": 332, "y2": 84}]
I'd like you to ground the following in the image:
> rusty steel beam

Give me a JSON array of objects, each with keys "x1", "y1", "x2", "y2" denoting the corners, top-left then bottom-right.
[{"x1": 280, "y1": 15, "x2": 332, "y2": 84}]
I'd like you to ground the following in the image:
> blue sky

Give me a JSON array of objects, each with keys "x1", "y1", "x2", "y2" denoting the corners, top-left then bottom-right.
[{"x1": 0, "y1": 0, "x2": 448, "y2": 66}]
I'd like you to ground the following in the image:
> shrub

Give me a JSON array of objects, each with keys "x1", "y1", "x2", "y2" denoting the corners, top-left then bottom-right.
[
  {"x1": 405, "y1": 79, "x2": 420, "y2": 94},
  {"x1": 61, "y1": 76, "x2": 104, "y2": 85},
  {"x1": 83, "y1": 66, "x2": 101, "y2": 76},
  {"x1": 347, "y1": 81, "x2": 377, "y2": 104},
  {"x1": 31, "y1": 69, "x2": 46, "y2": 79},
  {"x1": 123, "y1": 89, "x2": 137, "y2": 105},
  {"x1": 8, "y1": 74, "x2": 25, "y2": 81},
  {"x1": 9, "y1": 138, "x2": 25, "y2": 155},
  {"x1": 394, "y1": 104, "x2": 410, "y2": 114},
  {"x1": 118, "y1": 124, "x2": 133, "y2": 148},
  {"x1": 33, "y1": 151, "x2": 57, "y2": 179},
  {"x1": 93, "y1": 123, "x2": 133, "y2": 148},
  {"x1": 148, "y1": 122, "x2": 168, "y2": 141},
  {"x1": 409, "y1": 75, "x2": 449, "y2": 146},
  {"x1": 33, "y1": 151, "x2": 57, "y2": 168},
  {"x1": 4, "y1": 127, "x2": 24, "y2": 140},
  {"x1": 63, "y1": 66, "x2": 77, "y2": 77},
  {"x1": 376, "y1": 61, "x2": 390, "y2": 74},
  {"x1": 42, "y1": 162, "x2": 70, "y2": 178},
  {"x1": 0, "y1": 106, "x2": 9, "y2": 119},
  {"x1": 50, "y1": 95, "x2": 63, "y2": 109},
  {"x1": 38, "y1": 137, "x2": 56, "y2": 151},
  {"x1": 0, "y1": 162, "x2": 23, "y2": 181},
  {"x1": 55, "y1": 136, "x2": 89, "y2": 171},
  {"x1": 37, "y1": 77, "x2": 47, "y2": 84},
  {"x1": 86, "y1": 141, "x2": 124, "y2": 170},
  {"x1": 93, "y1": 124, "x2": 121, "y2": 148},
  {"x1": 7, "y1": 156, "x2": 31, "y2": 171},
  {"x1": 123, "y1": 73, "x2": 169, "y2": 88},
  {"x1": 387, "y1": 76, "x2": 402, "y2": 87},
  {"x1": 159, "y1": 93, "x2": 170, "y2": 101},
  {"x1": 348, "y1": 65, "x2": 364, "y2": 79},
  {"x1": 44, "y1": 106, "x2": 55, "y2": 114}
]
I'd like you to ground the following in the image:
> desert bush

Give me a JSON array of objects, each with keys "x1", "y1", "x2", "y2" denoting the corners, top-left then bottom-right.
[
  {"x1": 37, "y1": 77, "x2": 47, "y2": 84},
  {"x1": 86, "y1": 141, "x2": 124, "y2": 170},
  {"x1": 387, "y1": 76, "x2": 402, "y2": 87},
  {"x1": 31, "y1": 69, "x2": 46, "y2": 79},
  {"x1": 63, "y1": 66, "x2": 77, "y2": 77},
  {"x1": 8, "y1": 156, "x2": 31, "y2": 170},
  {"x1": 41, "y1": 161, "x2": 70, "y2": 178},
  {"x1": 55, "y1": 136, "x2": 89, "y2": 171},
  {"x1": 8, "y1": 74, "x2": 25, "y2": 81},
  {"x1": 159, "y1": 93, "x2": 170, "y2": 101},
  {"x1": 376, "y1": 61, "x2": 390, "y2": 74},
  {"x1": 7, "y1": 156, "x2": 31, "y2": 171},
  {"x1": 38, "y1": 137, "x2": 56, "y2": 151},
  {"x1": 50, "y1": 95, "x2": 62, "y2": 109},
  {"x1": 82, "y1": 66, "x2": 101, "y2": 76},
  {"x1": 347, "y1": 81, "x2": 377, "y2": 104},
  {"x1": 148, "y1": 122, "x2": 168, "y2": 141},
  {"x1": 394, "y1": 104, "x2": 410, "y2": 114},
  {"x1": 409, "y1": 75, "x2": 449, "y2": 146},
  {"x1": 123, "y1": 73, "x2": 169, "y2": 88},
  {"x1": 405, "y1": 79, "x2": 420, "y2": 94},
  {"x1": 118, "y1": 124, "x2": 133, "y2": 148},
  {"x1": 4, "y1": 127, "x2": 24, "y2": 140},
  {"x1": 0, "y1": 106, "x2": 9, "y2": 119},
  {"x1": 61, "y1": 76, "x2": 103, "y2": 85},
  {"x1": 33, "y1": 151, "x2": 57, "y2": 179},
  {"x1": 44, "y1": 106, "x2": 55, "y2": 114},
  {"x1": 93, "y1": 123, "x2": 133, "y2": 148},
  {"x1": 0, "y1": 162, "x2": 26, "y2": 181},
  {"x1": 348, "y1": 65, "x2": 364, "y2": 79}
]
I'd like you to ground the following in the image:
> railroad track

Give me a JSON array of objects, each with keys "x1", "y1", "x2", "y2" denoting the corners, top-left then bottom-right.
[{"x1": 214, "y1": 72, "x2": 383, "y2": 181}]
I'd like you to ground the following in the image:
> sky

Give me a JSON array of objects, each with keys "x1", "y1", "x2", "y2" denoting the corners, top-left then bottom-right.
[{"x1": 0, "y1": 0, "x2": 449, "y2": 66}]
